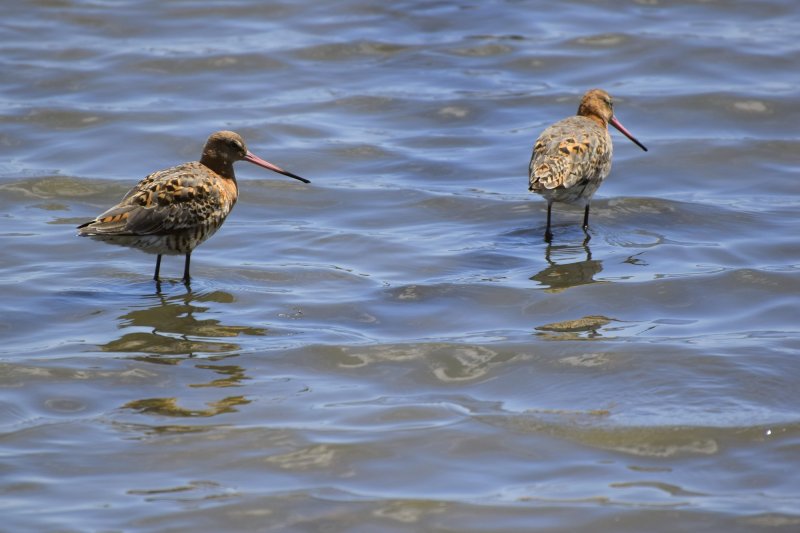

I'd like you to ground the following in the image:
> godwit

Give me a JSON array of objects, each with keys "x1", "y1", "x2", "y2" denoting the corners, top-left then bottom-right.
[
  {"x1": 78, "y1": 130, "x2": 309, "y2": 283},
  {"x1": 528, "y1": 89, "x2": 647, "y2": 242}
]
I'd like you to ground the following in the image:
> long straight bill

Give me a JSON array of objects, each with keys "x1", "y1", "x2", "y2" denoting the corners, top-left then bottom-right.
[
  {"x1": 609, "y1": 116, "x2": 648, "y2": 152},
  {"x1": 244, "y1": 151, "x2": 310, "y2": 183}
]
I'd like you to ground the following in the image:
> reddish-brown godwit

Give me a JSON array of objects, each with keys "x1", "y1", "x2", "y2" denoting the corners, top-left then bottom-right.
[
  {"x1": 78, "y1": 130, "x2": 309, "y2": 283},
  {"x1": 528, "y1": 89, "x2": 647, "y2": 242}
]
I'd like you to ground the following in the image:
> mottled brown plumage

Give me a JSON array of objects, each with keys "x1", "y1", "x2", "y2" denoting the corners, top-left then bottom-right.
[
  {"x1": 78, "y1": 130, "x2": 309, "y2": 283},
  {"x1": 529, "y1": 89, "x2": 647, "y2": 242}
]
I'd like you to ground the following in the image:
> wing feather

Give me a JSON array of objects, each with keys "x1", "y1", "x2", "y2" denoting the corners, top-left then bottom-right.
[
  {"x1": 78, "y1": 162, "x2": 229, "y2": 237},
  {"x1": 528, "y1": 116, "x2": 610, "y2": 191}
]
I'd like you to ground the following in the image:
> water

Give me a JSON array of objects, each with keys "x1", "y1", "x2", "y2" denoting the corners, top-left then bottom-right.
[{"x1": 2, "y1": 0, "x2": 800, "y2": 531}]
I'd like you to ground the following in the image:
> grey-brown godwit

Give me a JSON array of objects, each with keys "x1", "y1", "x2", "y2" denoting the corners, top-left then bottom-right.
[
  {"x1": 528, "y1": 89, "x2": 647, "y2": 242},
  {"x1": 78, "y1": 130, "x2": 310, "y2": 283}
]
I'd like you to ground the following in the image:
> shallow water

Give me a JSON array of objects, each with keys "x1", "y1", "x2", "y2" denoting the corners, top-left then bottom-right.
[{"x1": 2, "y1": 1, "x2": 800, "y2": 531}]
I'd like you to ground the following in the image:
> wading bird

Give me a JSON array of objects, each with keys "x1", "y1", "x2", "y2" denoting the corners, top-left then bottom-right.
[
  {"x1": 78, "y1": 130, "x2": 309, "y2": 283},
  {"x1": 528, "y1": 89, "x2": 647, "y2": 242}
]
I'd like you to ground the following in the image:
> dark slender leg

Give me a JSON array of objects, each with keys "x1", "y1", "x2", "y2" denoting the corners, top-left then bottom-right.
[
  {"x1": 153, "y1": 254, "x2": 162, "y2": 281},
  {"x1": 582, "y1": 204, "x2": 590, "y2": 230},
  {"x1": 582, "y1": 204, "x2": 592, "y2": 242},
  {"x1": 544, "y1": 202, "x2": 553, "y2": 243},
  {"x1": 182, "y1": 253, "x2": 191, "y2": 283}
]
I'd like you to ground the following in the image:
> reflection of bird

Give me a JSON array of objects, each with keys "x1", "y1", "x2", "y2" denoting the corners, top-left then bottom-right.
[
  {"x1": 529, "y1": 89, "x2": 647, "y2": 242},
  {"x1": 530, "y1": 240, "x2": 602, "y2": 292},
  {"x1": 100, "y1": 290, "x2": 264, "y2": 360},
  {"x1": 78, "y1": 131, "x2": 310, "y2": 283}
]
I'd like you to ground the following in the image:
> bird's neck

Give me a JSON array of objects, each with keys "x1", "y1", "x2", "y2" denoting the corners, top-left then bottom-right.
[
  {"x1": 200, "y1": 152, "x2": 237, "y2": 180},
  {"x1": 582, "y1": 113, "x2": 607, "y2": 129}
]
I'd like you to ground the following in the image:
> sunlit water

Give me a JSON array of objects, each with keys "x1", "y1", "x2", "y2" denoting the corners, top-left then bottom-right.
[{"x1": 2, "y1": 1, "x2": 799, "y2": 531}]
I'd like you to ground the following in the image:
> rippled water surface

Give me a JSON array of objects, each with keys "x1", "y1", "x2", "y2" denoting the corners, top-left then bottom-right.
[{"x1": 2, "y1": 1, "x2": 800, "y2": 531}]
